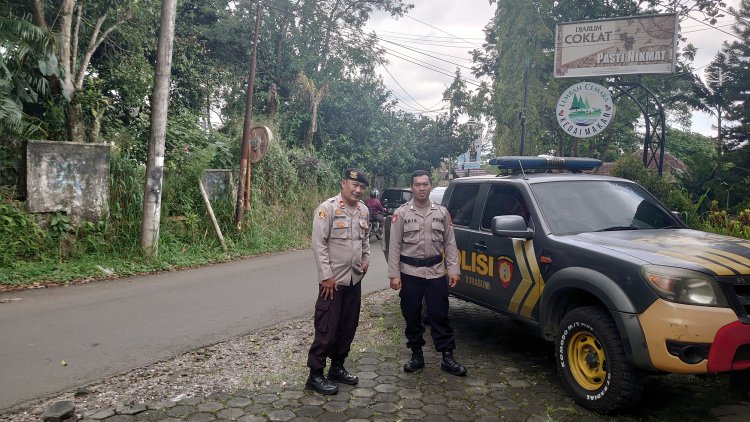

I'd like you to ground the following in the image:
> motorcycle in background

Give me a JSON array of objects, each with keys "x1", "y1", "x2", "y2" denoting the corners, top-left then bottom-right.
[{"x1": 369, "y1": 213, "x2": 384, "y2": 240}]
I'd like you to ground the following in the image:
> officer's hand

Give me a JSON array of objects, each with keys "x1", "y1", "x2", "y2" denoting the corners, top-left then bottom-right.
[
  {"x1": 390, "y1": 277, "x2": 401, "y2": 291},
  {"x1": 320, "y1": 278, "x2": 336, "y2": 300},
  {"x1": 362, "y1": 262, "x2": 369, "y2": 274},
  {"x1": 448, "y1": 274, "x2": 460, "y2": 288}
]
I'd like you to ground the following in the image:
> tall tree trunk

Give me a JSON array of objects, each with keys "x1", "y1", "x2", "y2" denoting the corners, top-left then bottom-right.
[
  {"x1": 319, "y1": 0, "x2": 342, "y2": 73},
  {"x1": 716, "y1": 106, "x2": 723, "y2": 159},
  {"x1": 59, "y1": 0, "x2": 75, "y2": 100},
  {"x1": 67, "y1": 95, "x2": 86, "y2": 142}
]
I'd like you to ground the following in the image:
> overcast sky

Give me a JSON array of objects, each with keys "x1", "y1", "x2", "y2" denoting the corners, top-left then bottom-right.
[{"x1": 366, "y1": 0, "x2": 740, "y2": 138}]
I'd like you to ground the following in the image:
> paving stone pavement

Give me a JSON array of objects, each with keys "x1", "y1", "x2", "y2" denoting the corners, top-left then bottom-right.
[{"x1": 66, "y1": 296, "x2": 750, "y2": 421}]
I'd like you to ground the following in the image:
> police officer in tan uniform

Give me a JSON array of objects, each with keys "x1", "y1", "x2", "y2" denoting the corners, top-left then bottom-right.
[
  {"x1": 388, "y1": 170, "x2": 467, "y2": 376},
  {"x1": 306, "y1": 168, "x2": 371, "y2": 395}
]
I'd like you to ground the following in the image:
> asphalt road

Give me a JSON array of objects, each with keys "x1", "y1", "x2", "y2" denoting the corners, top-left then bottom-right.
[{"x1": 0, "y1": 245, "x2": 390, "y2": 410}]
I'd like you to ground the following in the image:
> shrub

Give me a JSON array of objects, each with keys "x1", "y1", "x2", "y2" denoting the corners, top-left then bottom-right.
[{"x1": 0, "y1": 203, "x2": 46, "y2": 265}]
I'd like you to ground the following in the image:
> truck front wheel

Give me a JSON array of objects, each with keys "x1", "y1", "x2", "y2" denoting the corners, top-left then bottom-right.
[{"x1": 555, "y1": 306, "x2": 642, "y2": 413}]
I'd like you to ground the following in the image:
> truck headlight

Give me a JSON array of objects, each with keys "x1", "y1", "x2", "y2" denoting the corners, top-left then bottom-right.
[{"x1": 641, "y1": 265, "x2": 728, "y2": 307}]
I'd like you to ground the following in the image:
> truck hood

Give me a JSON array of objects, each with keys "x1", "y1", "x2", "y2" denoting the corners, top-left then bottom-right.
[{"x1": 567, "y1": 229, "x2": 750, "y2": 276}]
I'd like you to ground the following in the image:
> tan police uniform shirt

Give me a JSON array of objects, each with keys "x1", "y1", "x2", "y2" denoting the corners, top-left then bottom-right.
[
  {"x1": 312, "y1": 194, "x2": 371, "y2": 287},
  {"x1": 387, "y1": 200, "x2": 460, "y2": 280}
]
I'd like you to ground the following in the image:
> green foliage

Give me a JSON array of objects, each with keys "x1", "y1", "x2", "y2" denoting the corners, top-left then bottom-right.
[
  {"x1": 0, "y1": 137, "x2": 24, "y2": 194},
  {"x1": 0, "y1": 11, "x2": 57, "y2": 138},
  {"x1": 0, "y1": 202, "x2": 45, "y2": 266},
  {"x1": 697, "y1": 201, "x2": 750, "y2": 240},
  {"x1": 48, "y1": 212, "x2": 73, "y2": 239},
  {"x1": 40, "y1": 95, "x2": 68, "y2": 141},
  {"x1": 610, "y1": 154, "x2": 671, "y2": 202},
  {"x1": 609, "y1": 153, "x2": 749, "y2": 241},
  {"x1": 665, "y1": 129, "x2": 715, "y2": 170}
]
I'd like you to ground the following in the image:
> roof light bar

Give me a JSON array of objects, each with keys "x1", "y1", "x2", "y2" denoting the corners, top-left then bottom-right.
[{"x1": 489, "y1": 156, "x2": 602, "y2": 172}]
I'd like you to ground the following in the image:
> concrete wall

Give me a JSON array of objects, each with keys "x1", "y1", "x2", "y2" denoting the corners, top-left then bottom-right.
[
  {"x1": 26, "y1": 140, "x2": 110, "y2": 222},
  {"x1": 202, "y1": 169, "x2": 236, "y2": 202}
]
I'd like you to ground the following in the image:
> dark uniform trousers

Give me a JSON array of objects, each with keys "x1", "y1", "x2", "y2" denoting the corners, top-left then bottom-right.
[
  {"x1": 399, "y1": 272, "x2": 455, "y2": 352},
  {"x1": 307, "y1": 281, "x2": 362, "y2": 370}
]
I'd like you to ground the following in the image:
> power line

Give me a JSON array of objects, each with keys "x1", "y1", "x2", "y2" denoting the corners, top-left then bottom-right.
[
  {"x1": 375, "y1": 35, "x2": 479, "y2": 49},
  {"x1": 381, "y1": 47, "x2": 484, "y2": 87},
  {"x1": 685, "y1": 14, "x2": 742, "y2": 41},
  {"x1": 340, "y1": 28, "x2": 484, "y2": 86},
  {"x1": 379, "y1": 62, "x2": 431, "y2": 111},
  {"x1": 375, "y1": 33, "x2": 480, "y2": 46},
  {"x1": 717, "y1": 6, "x2": 750, "y2": 27},
  {"x1": 373, "y1": 29, "x2": 485, "y2": 41},
  {"x1": 376, "y1": 40, "x2": 475, "y2": 61},
  {"x1": 378, "y1": 38, "x2": 476, "y2": 72},
  {"x1": 404, "y1": 15, "x2": 483, "y2": 49}
]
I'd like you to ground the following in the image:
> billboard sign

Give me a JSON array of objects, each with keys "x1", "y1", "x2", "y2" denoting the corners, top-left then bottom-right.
[
  {"x1": 554, "y1": 14, "x2": 677, "y2": 78},
  {"x1": 556, "y1": 82, "x2": 615, "y2": 138}
]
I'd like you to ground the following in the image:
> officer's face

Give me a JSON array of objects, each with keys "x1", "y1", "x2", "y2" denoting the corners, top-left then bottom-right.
[
  {"x1": 411, "y1": 175, "x2": 432, "y2": 202},
  {"x1": 341, "y1": 179, "x2": 366, "y2": 206}
]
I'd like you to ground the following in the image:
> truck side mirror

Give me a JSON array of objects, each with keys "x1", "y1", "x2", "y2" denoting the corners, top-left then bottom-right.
[{"x1": 491, "y1": 215, "x2": 534, "y2": 239}]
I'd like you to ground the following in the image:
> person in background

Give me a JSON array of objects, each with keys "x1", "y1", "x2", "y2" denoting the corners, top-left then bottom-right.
[{"x1": 365, "y1": 189, "x2": 386, "y2": 224}]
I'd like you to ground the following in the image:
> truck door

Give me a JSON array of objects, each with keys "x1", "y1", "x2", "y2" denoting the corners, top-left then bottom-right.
[{"x1": 472, "y1": 184, "x2": 540, "y2": 319}]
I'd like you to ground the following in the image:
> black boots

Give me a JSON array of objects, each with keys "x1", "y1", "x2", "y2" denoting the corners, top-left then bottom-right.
[
  {"x1": 441, "y1": 350, "x2": 467, "y2": 376},
  {"x1": 305, "y1": 368, "x2": 338, "y2": 395},
  {"x1": 403, "y1": 349, "x2": 425, "y2": 372},
  {"x1": 328, "y1": 360, "x2": 359, "y2": 385}
]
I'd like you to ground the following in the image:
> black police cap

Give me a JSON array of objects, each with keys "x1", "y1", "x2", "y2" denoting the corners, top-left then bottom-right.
[{"x1": 342, "y1": 168, "x2": 369, "y2": 186}]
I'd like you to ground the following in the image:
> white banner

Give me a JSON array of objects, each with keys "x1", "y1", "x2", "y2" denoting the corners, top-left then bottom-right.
[{"x1": 554, "y1": 14, "x2": 677, "y2": 78}]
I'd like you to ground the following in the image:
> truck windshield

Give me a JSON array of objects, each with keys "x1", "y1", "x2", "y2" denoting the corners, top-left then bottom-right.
[{"x1": 530, "y1": 180, "x2": 679, "y2": 235}]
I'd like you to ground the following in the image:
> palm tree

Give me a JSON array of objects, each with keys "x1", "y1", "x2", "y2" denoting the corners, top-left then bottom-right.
[{"x1": 295, "y1": 72, "x2": 328, "y2": 150}]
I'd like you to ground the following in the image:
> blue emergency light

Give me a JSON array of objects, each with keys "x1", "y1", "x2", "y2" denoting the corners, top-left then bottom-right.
[{"x1": 489, "y1": 156, "x2": 602, "y2": 172}]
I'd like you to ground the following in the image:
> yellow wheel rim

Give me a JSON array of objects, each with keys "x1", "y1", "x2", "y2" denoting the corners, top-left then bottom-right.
[{"x1": 567, "y1": 331, "x2": 607, "y2": 391}]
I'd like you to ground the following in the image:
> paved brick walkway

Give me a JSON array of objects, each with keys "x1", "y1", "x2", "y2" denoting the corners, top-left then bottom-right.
[{"x1": 73, "y1": 296, "x2": 749, "y2": 422}]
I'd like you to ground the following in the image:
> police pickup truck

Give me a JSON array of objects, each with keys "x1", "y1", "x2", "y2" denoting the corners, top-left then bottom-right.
[{"x1": 384, "y1": 156, "x2": 750, "y2": 412}]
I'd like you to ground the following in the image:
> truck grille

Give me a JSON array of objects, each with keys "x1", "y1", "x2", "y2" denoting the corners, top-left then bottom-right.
[{"x1": 718, "y1": 277, "x2": 750, "y2": 318}]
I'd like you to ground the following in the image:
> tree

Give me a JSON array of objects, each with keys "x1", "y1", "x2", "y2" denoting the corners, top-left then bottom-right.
[
  {"x1": 294, "y1": 72, "x2": 328, "y2": 150},
  {"x1": 720, "y1": 0, "x2": 750, "y2": 149},
  {"x1": 472, "y1": 0, "x2": 731, "y2": 158},
  {"x1": 29, "y1": 0, "x2": 135, "y2": 143},
  {"x1": 0, "y1": 12, "x2": 58, "y2": 137},
  {"x1": 680, "y1": 52, "x2": 731, "y2": 158}
]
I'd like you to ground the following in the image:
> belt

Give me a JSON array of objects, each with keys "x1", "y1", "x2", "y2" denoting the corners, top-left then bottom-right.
[{"x1": 400, "y1": 255, "x2": 443, "y2": 267}]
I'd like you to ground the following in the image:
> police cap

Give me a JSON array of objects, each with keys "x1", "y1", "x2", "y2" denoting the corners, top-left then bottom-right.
[{"x1": 342, "y1": 168, "x2": 369, "y2": 186}]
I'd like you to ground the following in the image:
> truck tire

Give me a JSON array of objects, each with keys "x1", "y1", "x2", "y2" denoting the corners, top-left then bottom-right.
[{"x1": 555, "y1": 306, "x2": 642, "y2": 413}]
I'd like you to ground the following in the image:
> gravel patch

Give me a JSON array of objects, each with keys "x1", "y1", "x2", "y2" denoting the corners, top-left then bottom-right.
[{"x1": 0, "y1": 289, "x2": 398, "y2": 422}]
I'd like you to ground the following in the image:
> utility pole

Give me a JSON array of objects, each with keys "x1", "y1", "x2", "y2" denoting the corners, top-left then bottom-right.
[
  {"x1": 519, "y1": 59, "x2": 529, "y2": 156},
  {"x1": 141, "y1": 0, "x2": 178, "y2": 258},
  {"x1": 234, "y1": 1, "x2": 261, "y2": 229}
]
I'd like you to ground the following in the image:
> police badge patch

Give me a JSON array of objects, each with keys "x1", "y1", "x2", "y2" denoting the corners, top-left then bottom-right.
[{"x1": 318, "y1": 209, "x2": 327, "y2": 220}]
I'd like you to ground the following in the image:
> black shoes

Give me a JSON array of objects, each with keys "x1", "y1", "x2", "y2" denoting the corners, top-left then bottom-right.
[
  {"x1": 306, "y1": 370, "x2": 338, "y2": 395},
  {"x1": 328, "y1": 362, "x2": 359, "y2": 385},
  {"x1": 441, "y1": 351, "x2": 467, "y2": 376},
  {"x1": 403, "y1": 349, "x2": 425, "y2": 372}
]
